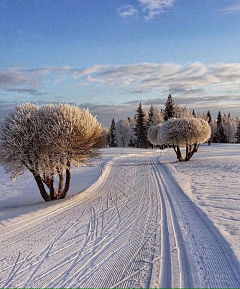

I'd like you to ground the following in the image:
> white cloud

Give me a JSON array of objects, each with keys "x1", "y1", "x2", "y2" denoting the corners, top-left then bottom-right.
[
  {"x1": 117, "y1": 0, "x2": 176, "y2": 21},
  {"x1": 139, "y1": 0, "x2": 176, "y2": 20},
  {"x1": 74, "y1": 62, "x2": 240, "y2": 97},
  {"x1": 117, "y1": 5, "x2": 139, "y2": 19},
  {"x1": 2, "y1": 62, "x2": 240, "y2": 109}
]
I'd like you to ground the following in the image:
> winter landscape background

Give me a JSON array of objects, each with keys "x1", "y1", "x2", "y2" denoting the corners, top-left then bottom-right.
[{"x1": 1, "y1": 0, "x2": 240, "y2": 288}]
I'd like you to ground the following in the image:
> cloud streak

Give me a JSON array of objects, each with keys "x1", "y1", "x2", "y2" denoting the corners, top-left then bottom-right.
[
  {"x1": 1, "y1": 62, "x2": 240, "y2": 109},
  {"x1": 220, "y1": 3, "x2": 240, "y2": 12},
  {"x1": 117, "y1": 0, "x2": 177, "y2": 20},
  {"x1": 75, "y1": 61, "x2": 240, "y2": 96}
]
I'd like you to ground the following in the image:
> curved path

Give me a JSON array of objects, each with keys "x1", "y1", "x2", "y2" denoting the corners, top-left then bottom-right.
[{"x1": 0, "y1": 154, "x2": 239, "y2": 288}]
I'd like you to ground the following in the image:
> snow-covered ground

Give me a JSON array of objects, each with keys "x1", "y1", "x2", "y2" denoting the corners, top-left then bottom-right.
[
  {"x1": 0, "y1": 145, "x2": 239, "y2": 288},
  {"x1": 0, "y1": 148, "x2": 151, "y2": 223},
  {"x1": 161, "y1": 144, "x2": 240, "y2": 265}
]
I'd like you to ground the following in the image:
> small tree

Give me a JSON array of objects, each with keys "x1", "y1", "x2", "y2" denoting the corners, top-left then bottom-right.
[
  {"x1": 158, "y1": 118, "x2": 211, "y2": 161},
  {"x1": 0, "y1": 103, "x2": 102, "y2": 202}
]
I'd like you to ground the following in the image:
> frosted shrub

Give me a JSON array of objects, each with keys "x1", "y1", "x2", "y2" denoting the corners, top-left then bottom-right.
[
  {"x1": 158, "y1": 118, "x2": 211, "y2": 161},
  {"x1": 147, "y1": 125, "x2": 161, "y2": 146},
  {"x1": 0, "y1": 103, "x2": 102, "y2": 201}
]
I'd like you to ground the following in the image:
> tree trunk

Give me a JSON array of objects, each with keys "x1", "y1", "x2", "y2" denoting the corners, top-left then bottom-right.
[
  {"x1": 58, "y1": 169, "x2": 71, "y2": 199},
  {"x1": 185, "y1": 143, "x2": 199, "y2": 161},
  {"x1": 49, "y1": 177, "x2": 57, "y2": 200},
  {"x1": 57, "y1": 171, "x2": 64, "y2": 197},
  {"x1": 173, "y1": 144, "x2": 184, "y2": 161},
  {"x1": 33, "y1": 174, "x2": 50, "y2": 202}
]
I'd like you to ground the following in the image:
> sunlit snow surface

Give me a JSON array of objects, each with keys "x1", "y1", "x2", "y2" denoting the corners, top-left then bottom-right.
[
  {"x1": 161, "y1": 143, "x2": 240, "y2": 264},
  {"x1": 0, "y1": 145, "x2": 239, "y2": 288}
]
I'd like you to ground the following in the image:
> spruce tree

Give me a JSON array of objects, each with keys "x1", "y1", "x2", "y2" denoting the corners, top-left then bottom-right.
[
  {"x1": 109, "y1": 118, "x2": 117, "y2": 147},
  {"x1": 207, "y1": 110, "x2": 212, "y2": 123},
  {"x1": 192, "y1": 109, "x2": 196, "y2": 118},
  {"x1": 215, "y1": 111, "x2": 228, "y2": 143},
  {"x1": 236, "y1": 123, "x2": 240, "y2": 143},
  {"x1": 134, "y1": 103, "x2": 148, "y2": 148},
  {"x1": 148, "y1": 105, "x2": 155, "y2": 127},
  {"x1": 163, "y1": 94, "x2": 175, "y2": 121},
  {"x1": 217, "y1": 111, "x2": 222, "y2": 127}
]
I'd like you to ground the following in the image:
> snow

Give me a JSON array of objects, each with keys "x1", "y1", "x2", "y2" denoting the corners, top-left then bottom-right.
[
  {"x1": 0, "y1": 148, "x2": 153, "y2": 223},
  {"x1": 0, "y1": 145, "x2": 240, "y2": 288},
  {"x1": 161, "y1": 144, "x2": 240, "y2": 266}
]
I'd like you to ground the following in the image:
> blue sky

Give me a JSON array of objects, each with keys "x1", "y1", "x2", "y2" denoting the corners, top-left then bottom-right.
[{"x1": 1, "y1": 0, "x2": 240, "y2": 125}]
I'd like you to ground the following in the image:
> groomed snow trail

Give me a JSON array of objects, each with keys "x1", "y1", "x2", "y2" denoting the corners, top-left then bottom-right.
[{"x1": 0, "y1": 155, "x2": 239, "y2": 288}]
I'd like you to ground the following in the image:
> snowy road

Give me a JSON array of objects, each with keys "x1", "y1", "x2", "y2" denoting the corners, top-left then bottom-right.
[{"x1": 0, "y1": 154, "x2": 239, "y2": 288}]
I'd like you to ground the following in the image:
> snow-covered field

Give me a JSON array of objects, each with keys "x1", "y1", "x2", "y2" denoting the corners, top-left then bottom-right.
[
  {"x1": 0, "y1": 145, "x2": 239, "y2": 288},
  {"x1": 161, "y1": 144, "x2": 240, "y2": 265},
  {"x1": 0, "y1": 148, "x2": 150, "y2": 223}
]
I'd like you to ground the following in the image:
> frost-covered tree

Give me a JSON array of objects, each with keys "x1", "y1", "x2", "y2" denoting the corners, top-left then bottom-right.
[
  {"x1": 101, "y1": 127, "x2": 109, "y2": 147},
  {"x1": 134, "y1": 103, "x2": 148, "y2": 148},
  {"x1": 152, "y1": 108, "x2": 164, "y2": 126},
  {"x1": 224, "y1": 117, "x2": 237, "y2": 143},
  {"x1": 0, "y1": 103, "x2": 102, "y2": 202},
  {"x1": 108, "y1": 118, "x2": 117, "y2": 147},
  {"x1": 116, "y1": 119, "x2": 131, "y2": 147},
  {"x1": 147, "y1": 125, "x2": 161, "y2": 146},
  {"x1": 128, "y1": 117, "x2": 136, "y2": 147},
  {"x1": 163, "y1": 94, "x2": 176, "y2": 121},
  {"x1": 158, "y1": 118, "x2": 211, "y2": 161},
  {"x1": 175, "y1": 105, "x2": 193, "y2": 118}
]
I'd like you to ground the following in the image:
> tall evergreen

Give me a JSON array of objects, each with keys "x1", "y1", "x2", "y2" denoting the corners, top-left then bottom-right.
[
  {"x1": 163, "y1": 94, "x2": 175, "y2": 121},
  {"x1": 207, "y1": 110, "x2": 212, "y2": 123},
  {"x1": 109, "y1": 118, "x2": 117, "y2": 147},
  {"x1": 134, "y1": 103, "x2": 148, "y2": 148},
  {"x1": 217, "y1": 111, "x2": 222, "y2": 127},
  {"x1": 236, "y1": 123, "x2": 240, "y2": 143},
  {"x1": 215, "y1": 111, "x2": 228, "y2": 143},
  {"x1": 192, "y1": 109, "x2": 196, "y2": 118},
  {"x1": 148, "y1": 105, "x2": 155, "y2": 127}
]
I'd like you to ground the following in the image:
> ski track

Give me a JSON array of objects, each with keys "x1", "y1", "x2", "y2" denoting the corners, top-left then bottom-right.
[{"x1": 0, "y1": 154, "x2": 239, "y2": 288}]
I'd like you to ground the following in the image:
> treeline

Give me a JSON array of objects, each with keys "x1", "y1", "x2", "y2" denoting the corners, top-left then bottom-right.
[{"x1": 104, "y1": 95, "x2": 240, "y2": 148}]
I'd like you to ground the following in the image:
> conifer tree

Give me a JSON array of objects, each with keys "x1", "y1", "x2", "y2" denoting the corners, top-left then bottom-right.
[
  {"x1": 192, "y1": 109, "x2": 196, "y2": 118},
  {"x1": 215, "y1": 111, "x2": 228, "y2": 143},
  {"x1": 109, "y1": 118, "x2": 117, "y2": 147},
  {"x1": 134, "y1": 103, "x2": 148, "y2": 148},
  {"x1": 163, "y1": 94, "x2": 176, "y2": 121},
  {"x1": 217, "y1": 111, "x2": 222, "y2": 128},
  {"x1": 236, "y1": 123, "x2": 240, "y2": 143},
  {"x1": 148, "y1": 105, "x2": 155, "y2": 127},
  {"x1": 207, "y1": 110, "x2": 212, "y2": 123}
]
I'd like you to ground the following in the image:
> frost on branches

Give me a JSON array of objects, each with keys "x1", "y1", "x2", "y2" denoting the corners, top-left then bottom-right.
[
  {"x1": 158, "y1": 118, "x2": 211, "y2": 161},
  {"x1": 0, "y1": 103, "x2": 102, "y2": 202},
  {"x1": 147, "y1": 125, "x2": 162, "y2": 146}
]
